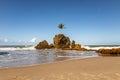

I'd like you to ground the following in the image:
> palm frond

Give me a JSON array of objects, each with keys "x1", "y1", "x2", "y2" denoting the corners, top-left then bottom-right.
[{"x1": 58, "y1": 23, "x2": 64, "y2": 29}]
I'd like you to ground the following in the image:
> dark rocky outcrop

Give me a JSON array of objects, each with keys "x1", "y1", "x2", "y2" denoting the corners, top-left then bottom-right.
[
  {"x1": 35, "y1": 40, "x2": 49, "y2": 49},
  {"x1": 35, "y1": 34, "x2": 86, "y2": 50},
  {"x1": 53, "y1": 34, "x2": 70, "y2": 48},
  {"x1": 71, "y1": 40, "x2": 75, "y2": 48},
  {"x1": 70, "y1": 40, "x2": 85, "y2": 50},
  {"x1": 97, "y1": 48, "x2": 120, "y2": 56},
  {"x1": 49, "y1": 43, "x2": 54, "y2": 48},
  {"x1": 74, "y1": 44, "x2": 81, "y2": 50}
]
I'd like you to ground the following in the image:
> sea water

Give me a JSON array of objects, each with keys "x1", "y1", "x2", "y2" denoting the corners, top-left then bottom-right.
[
  {"x1": 84, "y1": 45, "x2": 120, "y2": 50},
  {"x1": 0, "y1": 45, "x2": 103, "y2": 68}
]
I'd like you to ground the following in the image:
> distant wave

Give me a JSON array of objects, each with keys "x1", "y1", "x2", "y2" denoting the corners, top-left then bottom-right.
[
  {"x1": 0, "y1": 46, "x2": 35, "y2": 51},
  {"x1": 83, "y1": 45, "x2": 120, "y2": 50},
  {"x1": 1, "y1": 45, "x2": 120, "y2": 51}
]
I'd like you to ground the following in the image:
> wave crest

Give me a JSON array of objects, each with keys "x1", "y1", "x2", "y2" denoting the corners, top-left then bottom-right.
[
  {"x1": 83, "y1": 46, "x2": 120, "y2": 50},
  {"x1": 0, "y1": 46, "x2": 35, "y2": 51}
]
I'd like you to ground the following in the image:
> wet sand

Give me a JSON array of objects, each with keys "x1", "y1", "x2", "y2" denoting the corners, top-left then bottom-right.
[{"x1": 0, "y1": 57, "x2": 120, "y2": 80}]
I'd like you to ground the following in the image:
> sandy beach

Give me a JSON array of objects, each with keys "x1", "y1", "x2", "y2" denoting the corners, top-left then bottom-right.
[{"x1": 0, "y1": 57, "x2": 120, "y2": 80}]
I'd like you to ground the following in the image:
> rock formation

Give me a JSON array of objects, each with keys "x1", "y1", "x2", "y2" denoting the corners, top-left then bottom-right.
[
  {"x1": 97, "y1": 48, "x2": 120, "y2": 56},
  {"x1": 35, "y1": 40, "x2": 49, "y2": 49},
  {"x1": 70, "y1": 40, "x2": 84, "y2": 50},
  {"x1": 53, "y1": 34, "x2": 70, "y2": 48},
  {"x1": 35, "y1": 34, "x2": 85, "y2": 50},
  {"x1": 71, "y1": 40, "x2": 75, "y2": 48},
  {"x1": 74, "y1": 44, "x2": 81, "y2": 50},
  {"x1": 49, "y1": 43, "x2": 54, "y2": 48}
]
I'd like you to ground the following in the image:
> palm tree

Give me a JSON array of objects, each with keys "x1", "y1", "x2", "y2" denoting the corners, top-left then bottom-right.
[{"x1": 58, "y1": 23, "x2": 64, "y2": 30}]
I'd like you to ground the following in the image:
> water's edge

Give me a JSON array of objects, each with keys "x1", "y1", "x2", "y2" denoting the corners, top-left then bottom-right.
[
  {"x1": 0, "y1": 49, "x2": 99, "y2": 68},
  {"x1": 1, "y1": 45, "x2": 120, "y2": 68}
]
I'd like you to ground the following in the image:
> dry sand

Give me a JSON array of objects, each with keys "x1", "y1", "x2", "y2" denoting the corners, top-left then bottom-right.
[{"x1": 0, "y1": 57, "x2": 120, "y2": 80}]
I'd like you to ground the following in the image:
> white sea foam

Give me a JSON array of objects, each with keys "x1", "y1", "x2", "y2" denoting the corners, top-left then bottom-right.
[
  {"x1": 83, "y1": 46, "x2": 120, "y2": 50},
  {"x1": 1, "y1": 45, "x2": 120, "y2": 51},
  {"x1": 0, "y1": 46, "x2": 35, "y2": 51}
]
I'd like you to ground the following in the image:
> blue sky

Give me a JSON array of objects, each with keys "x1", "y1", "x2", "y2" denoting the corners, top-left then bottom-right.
[{"x1": 0, "y1": 0, "x2": 120, "y2": 45}]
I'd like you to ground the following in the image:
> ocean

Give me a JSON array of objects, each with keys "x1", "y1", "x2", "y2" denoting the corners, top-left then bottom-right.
[
  {"x1": 84, "y1": 45, "x2": 120, "y2": 50},
  {"x1": 0, "y1": 45, "x2": 119, "y2": 68}
]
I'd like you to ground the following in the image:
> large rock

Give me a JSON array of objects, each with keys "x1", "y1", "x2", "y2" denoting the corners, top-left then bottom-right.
[
  {"x1": 35, "y1": 40, "x2": 49, "y2": 49},
  {"x1": 49, "y1": 43, "x2": 54, "y2": 48},
  {"x1": 97, "y1": 48, "x2": 120, "y2": 56},
  {"x1": 71, "y1": 40, "x2": 76, "y2": 48},
  {"x1": 53, "y1": 34, "x2": 70, "y2": 48},
  {"x1": 74, "y1": 44, "x2": 81, "y2": 50}
]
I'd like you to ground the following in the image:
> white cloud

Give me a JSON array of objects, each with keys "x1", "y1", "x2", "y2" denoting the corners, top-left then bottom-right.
[
  {"x1": 17, "y1": 40, "x2": 27, "y2": 43},
  {"x1": 29, "y1": 38, "x2": 37, "y2": 43},
  {"x1": 18, "y1": 40, "x2": 22, "y2": 43},
  {"x1": 4, "y1": 39, "x2": 8, "y2": 42},
  {"x1": 0, "y1": 38, "x2": 37, "y2": 45}
]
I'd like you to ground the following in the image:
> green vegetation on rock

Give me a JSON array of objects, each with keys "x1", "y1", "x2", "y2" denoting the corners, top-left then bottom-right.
[{"x1": 58, "y1": 23, "x2": 64, "y2": 30}]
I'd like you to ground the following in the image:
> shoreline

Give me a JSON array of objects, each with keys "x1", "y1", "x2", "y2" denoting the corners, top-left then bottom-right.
[
  {"x1": 0, "y1": 56, "x2": 99, "y2": 69},
  {"x1": 0, "y1": 57, "x2": 120, "y2": 80}
]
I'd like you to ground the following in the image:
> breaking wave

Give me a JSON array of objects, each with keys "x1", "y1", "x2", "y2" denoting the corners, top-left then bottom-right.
[
  {"x1": 83, "y1": 45, "x2": 120, "y2": 50},
  {"x1": 0, "y1": 48, "x2": 99, "y2": 68},
  {"x1": 0, "y1": 46, "x2": 35, "y2": 51}
]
